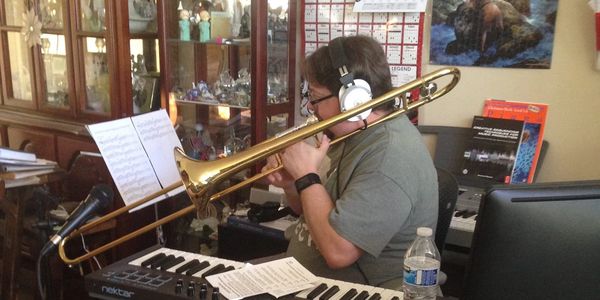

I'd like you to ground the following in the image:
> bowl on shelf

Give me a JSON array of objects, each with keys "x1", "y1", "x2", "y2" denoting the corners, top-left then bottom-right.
[
  {"x1": 128, "y1": 0, "x2": 155, "y2": 33},
  {"x1": 129, "y1": 17, "x2": 152, "y2": 33}
]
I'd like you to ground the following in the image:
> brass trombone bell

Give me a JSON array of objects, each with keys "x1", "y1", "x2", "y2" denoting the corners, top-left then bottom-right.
[{"x1": 57, "y1": 67, "x2": 460, "y2": 265}]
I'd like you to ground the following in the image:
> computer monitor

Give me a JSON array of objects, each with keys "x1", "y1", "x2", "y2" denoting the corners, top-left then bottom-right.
[{"x1": 462, "y1": 180, "x2": 600, "y2": 300}]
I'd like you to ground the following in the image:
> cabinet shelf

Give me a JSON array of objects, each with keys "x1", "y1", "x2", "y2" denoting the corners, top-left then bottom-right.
[
  {"x1": 176, "y1": 99, "x2": 249, "y2": 110},
  {"x1": 166, "y1": 38, "x2": 251, "y2": 47}
]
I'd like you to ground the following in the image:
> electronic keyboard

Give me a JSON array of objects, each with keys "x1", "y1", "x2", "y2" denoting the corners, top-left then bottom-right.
[{"x1": 85, "y1": 245, "x2": 405, "y2": 299}]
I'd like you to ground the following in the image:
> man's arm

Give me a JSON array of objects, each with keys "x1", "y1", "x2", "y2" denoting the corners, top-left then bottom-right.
[{"x1": 298, "y1": 184, "x2": 364, "y2": 268}]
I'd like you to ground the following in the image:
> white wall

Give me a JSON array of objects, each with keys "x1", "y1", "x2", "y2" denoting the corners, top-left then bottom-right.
[{"x1": 419, "y1": 1, "x2": 600, "y2": 182}]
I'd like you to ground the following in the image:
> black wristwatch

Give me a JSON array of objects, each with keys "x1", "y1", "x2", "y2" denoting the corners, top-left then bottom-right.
[{"x1": 294, "y1": 173, "x2": 321, "y2": 194}]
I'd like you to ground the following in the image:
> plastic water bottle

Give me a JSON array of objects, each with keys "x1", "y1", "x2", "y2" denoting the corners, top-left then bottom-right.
[{"x1": 403, "y1": 227, "x2": 441, "y2": 300}]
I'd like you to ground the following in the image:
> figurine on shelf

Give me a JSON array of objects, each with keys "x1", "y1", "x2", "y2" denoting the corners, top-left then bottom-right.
[
  {"x1": 187, "y1": 123, "x2": 217, "y2": 161},
  {"x1": 179, "y1": 9, "x2": 191, "y2": 41},
  {"x1": 198, "y1": 10, "x2": 210, "y2": 42},
  {"x1": 238, "y1": 4, "x2": 250, "y2": 39},
  {"x1": 197, "y1": 81, "x2": 218, "y2": 103},
  {"x1": 231, "y1": 0, "x2": 243, "y2": 37}
]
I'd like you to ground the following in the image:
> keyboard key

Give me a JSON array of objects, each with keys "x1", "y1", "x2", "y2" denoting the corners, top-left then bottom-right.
[
  {"x1": 307, "y1": 283, "x2": 328, "y2": 299},
  {"x1": 339, "y1": 288, "x2": 358, "y2": 300},
  {"x1": 319, "y1": 285, "x2": 339, "y2": 299},
  {"x1": 175, "y1": 259, "x2": 200, "y2": 274},
  {"x1": 140, "y1": 253, "x2": 165, "y2": 267}
]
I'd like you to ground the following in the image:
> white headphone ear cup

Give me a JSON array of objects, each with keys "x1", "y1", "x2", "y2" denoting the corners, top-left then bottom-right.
[{"x1": 339, "y1": 79, "x2": 372, "y2": 121}]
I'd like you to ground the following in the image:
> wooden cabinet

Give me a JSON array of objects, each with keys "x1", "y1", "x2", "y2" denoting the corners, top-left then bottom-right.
[
  {"x1": 0, "y1": 0, "x2": 162, "y2": 267},
  {"x1": 0, "y1": 0, "x2": 160, "y2": 121},
  {"x1": 158, "y1": 0, "x2": 297, "y2": 161}
]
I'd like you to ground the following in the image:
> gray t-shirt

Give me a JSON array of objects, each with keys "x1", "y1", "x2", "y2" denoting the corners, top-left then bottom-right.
[{"x1": 286, "y1": 115, "x2": 438, "y2": 288}]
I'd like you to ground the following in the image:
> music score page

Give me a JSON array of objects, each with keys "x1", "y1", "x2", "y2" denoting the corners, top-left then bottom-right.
[
  {"x1": 87, "y1": 110, "x2": 184, "y2": 210},
  {"x1": 206, "y1": 257, "x2": 317, "y2": 299}
]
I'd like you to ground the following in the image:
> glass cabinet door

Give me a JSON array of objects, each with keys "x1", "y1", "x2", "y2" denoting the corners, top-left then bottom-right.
[
  {"x1": 1, "y1": 1, "x2": 35, "y2": 105},
  {"x1": 265, "y1": 0, "x2": 294, "y2": 138},
  {"x1": 76, "y1": 0, "x2": 112, "y2": 115},
  {"x1": 128, "y1": 0, "x2": 160, "y2": 115},
  {"x1": 162, "y1": 0, "x2": 253, "y2": 161},
  {"x1": 39, "y1": 0, "x2": 71, "y2": 110},
  {"x1": 160, "y1": 0, "x2": 295, "y2": 161}
]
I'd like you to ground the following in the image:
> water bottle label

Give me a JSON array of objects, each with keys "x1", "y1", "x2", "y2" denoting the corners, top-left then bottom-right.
[{"x1": 403, "y1": 267, "x2": 438, "y2": 287}]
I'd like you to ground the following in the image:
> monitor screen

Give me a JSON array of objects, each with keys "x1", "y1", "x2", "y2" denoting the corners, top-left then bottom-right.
[{"x1": 462, "y1": 180, "x2": 600, "y2": 300}]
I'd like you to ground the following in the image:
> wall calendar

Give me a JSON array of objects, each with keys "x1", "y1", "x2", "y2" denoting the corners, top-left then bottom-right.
[{"x1": 301, "y1": 0, "x2": 424, "y2": 88}]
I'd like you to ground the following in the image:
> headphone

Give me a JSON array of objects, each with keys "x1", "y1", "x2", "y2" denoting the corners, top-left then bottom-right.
[{"x1": 328, "y1": 37, "x2": 373, "y2": 122}]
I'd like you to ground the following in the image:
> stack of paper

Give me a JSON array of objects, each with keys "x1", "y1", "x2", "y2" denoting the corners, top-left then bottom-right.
[{"x1": 0, "y1": 147, "x2": 63, "y2": 188}]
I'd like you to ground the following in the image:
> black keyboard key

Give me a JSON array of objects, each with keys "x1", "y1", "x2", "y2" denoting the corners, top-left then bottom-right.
[
  {"x1": 367, "y1": 293, "x2": 381, "y2": 300},
  {"x1": 339, "y1": 288, "x2": 358, "y2": 300},
  {"x1": 186, "y1": 261, "x2": 210, "y2": 276},
  {"x1": 156, "y1": 254, "x2": 178, "y2": 269},
  {"x1": 140, "y1": 253, "x2": 166, "y2": 267},
  {"x1": 319, "y1": 285, "x2": 340, "y2": 299},
  {"x1": 354, "y1": 290, "x2": 370, "y2": 300},
  {"x1": 307, "y1": 283, "x2": 328, "y2": 299},
  {"x1": 175, "y1": 259, "x2": 200, "y2": 274},
  {"x1": 391, "y1": 297, "x2": 400, "y2": 300},
  {"x1": 160, "y1": 256, "x2": 185, "y2": 271},
  {"x1": 201, "y1": 264, "x2": 225, "y2": 278},
  {"x1": 151, "y1": 254, "x2": 174, "y2": 269}
]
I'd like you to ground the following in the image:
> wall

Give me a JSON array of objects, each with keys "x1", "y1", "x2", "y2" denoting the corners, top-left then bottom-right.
[{"x1": 419, "y1": 1, "x2": 600, "y2": 182}]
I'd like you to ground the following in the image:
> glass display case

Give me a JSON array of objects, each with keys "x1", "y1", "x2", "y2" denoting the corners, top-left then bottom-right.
[
  {"x1": 158, "y1": 0, "x2": 296, "y2": 161},
  {"x1": 0, "y1": 0, "x2": 160, "y2": 120}
]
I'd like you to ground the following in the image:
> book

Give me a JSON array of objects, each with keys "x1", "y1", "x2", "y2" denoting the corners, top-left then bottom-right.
[
  {"x1": 0, "y1": 167, "x2": 59, "y2": 180},
  {"x1": 86, "y1": 109, "x2": 185, "y2": 210},
  {"x1": 0, "y1": 163, "x2": 57, "y2": 172},
  {"x1": 4, "y1": 176, "x2": 42, "y2": 188},
  {"x1": 0, "y1": 147, "x2": 36, "y2": 162},
  {"x1": 2, "y1": 169, "x2": 65, "y2": 188},
  {"x1": 0, "y1": 158, "x2": 57, "y2": 166},
  {"x1": 461, "y1": 116, "x2": 524, "y2": 183},
  {"x1": 482, "y1": 99, "x2": 548, "y2": 183}
]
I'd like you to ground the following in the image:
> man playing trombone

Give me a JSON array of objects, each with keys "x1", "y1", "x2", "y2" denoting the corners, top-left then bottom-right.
[{"x1": 264, "y1": 35, "x2": 439, "y2": 289}]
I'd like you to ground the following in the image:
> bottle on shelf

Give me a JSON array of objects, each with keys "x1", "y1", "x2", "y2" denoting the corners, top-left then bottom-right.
[{"x1": 403, "y1": 227, "x2": 441, "y2": 300}]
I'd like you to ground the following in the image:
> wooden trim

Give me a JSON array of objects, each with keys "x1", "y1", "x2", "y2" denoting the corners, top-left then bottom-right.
[
  {"x1": 0, "y1": 108, "x2": 89, "y2": 136},
  {"x1": 287, "y1": 0, "x2": 297, "y2": 128},
  {"x1": 266, "y1": 102, "x2": 294, "y2": 116},
  {"x1": 251, "y1": 2, "x2": 268, "y2": 145},
  {"x1": 157, "y1": 0, "x2": 169, "y2": 110},
  {"x1": 115, "y1": 0, "x2": 133, "y2": 117}
]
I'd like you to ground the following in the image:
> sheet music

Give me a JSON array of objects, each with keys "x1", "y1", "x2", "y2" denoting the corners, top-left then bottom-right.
[
  {"x1": 87, "y1": 110, "x2": 184, "y2": 210},
  {"x1": 131, "y1": 110, "x2": 185, "y2": 196},
  {"x1": 206, "y1": 257, "x2": 317, "y2": 299}
]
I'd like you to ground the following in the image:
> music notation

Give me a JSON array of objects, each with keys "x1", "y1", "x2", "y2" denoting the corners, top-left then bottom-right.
[{"x1": 87, "y1": 110, "x2": 184, "y2": 210}]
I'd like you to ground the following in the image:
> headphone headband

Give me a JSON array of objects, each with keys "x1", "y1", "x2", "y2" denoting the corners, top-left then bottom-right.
[
  {"x1": 327, "y1": 37, "x2": 372, "y2": 122},
  {"x1": 328, "y1": 38, "x2": 354, "y2": 87}
]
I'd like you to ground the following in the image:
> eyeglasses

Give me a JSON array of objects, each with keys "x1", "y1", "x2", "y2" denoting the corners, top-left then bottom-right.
[{"x1": 306, "y1": 91, "x2": 335, "y2": 106}]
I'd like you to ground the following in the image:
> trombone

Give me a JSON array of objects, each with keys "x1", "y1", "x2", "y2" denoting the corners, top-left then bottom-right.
[{"x1": 58, "y1": 67, "x2": 460, "y2": 265}]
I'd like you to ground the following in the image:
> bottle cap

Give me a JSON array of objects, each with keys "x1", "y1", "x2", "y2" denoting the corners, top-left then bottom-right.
[{"x1": 417, "y1": 227, "x2": 433, "y2": 237}]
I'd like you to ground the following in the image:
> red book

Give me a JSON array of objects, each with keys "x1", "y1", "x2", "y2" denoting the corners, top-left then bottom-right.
[{"x1": 482, "y1": 99, "x2": 548, "y2": 183}]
